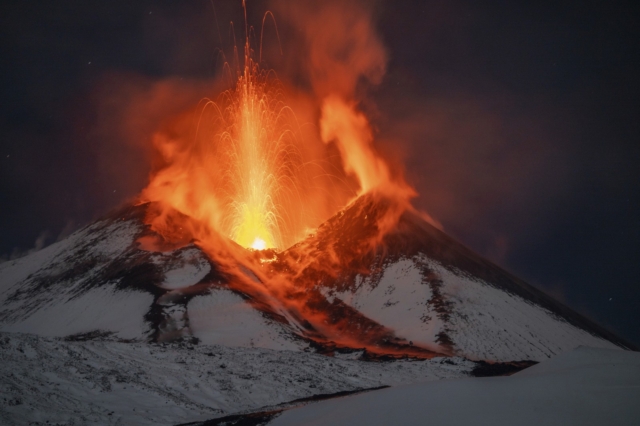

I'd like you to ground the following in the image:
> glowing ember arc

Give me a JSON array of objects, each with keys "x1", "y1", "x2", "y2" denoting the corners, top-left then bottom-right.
[
  {"x1": 141, "y1": 32, "x2": 309, "y2": 251},
  {"x1": 139, "y1": 3, "x2": 414, "y2": 253},
  {"x1": 226, "y1": 53, "x2": 280, "y2": 250},
  {"x1": 137, "y1": 2, "x2": 437, "y2": 358}
]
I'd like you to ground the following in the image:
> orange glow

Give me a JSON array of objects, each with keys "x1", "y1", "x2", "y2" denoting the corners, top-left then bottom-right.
[
  {"x1": 250, "y1": 237, "x2": 267, "y2": 250},
  {"x1": 140, "y1": 36, "x2": 310, "y2": 250},
  {"x1": 135, "y1": 2, "x2": 441, "y2": 358},
  {"x1": 320, "y1": 95, "x2": 390, "y2": 194}
]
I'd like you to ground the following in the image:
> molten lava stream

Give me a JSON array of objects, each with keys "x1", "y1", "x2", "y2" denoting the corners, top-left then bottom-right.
[{"x1": 139, "y1": 7, "x2": 434, "y2": 358}]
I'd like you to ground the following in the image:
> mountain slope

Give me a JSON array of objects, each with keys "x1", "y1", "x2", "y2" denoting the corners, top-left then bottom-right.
[
  {"x1": 268, "y1": 194, "x2": 631, "y2": 361},
  {"x1": 0, "y1": 195, "x2": 632, "y2": 362},
  {"x1": 0, "y1": 205, "x2": 303, "y2": 351},
  {"x1": 0, "y1": 331, "x2": 474, "y2": 425}
]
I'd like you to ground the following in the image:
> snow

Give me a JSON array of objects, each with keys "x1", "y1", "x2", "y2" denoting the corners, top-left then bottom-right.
[
  {"x1": 188, "y1": 288, "x2": 305, "y2": 351},
  {"x1": 0, "y1": 332, "x2": 474, "y2": 425},
  {"x1": 325, "y1": 259, "x2": 445, "y2": 352},
  {"x1": 0, "y1": 216, "x2": 311, "y2": 348},
  {"x1": 270, "y1": 346, "x2": 640, "y2": 426},
  {"x1": 325, "y1": 255, "x2": 620, "y2": 361},
  {"x1": 0, "y1": 218, "x2": 135, "y2": 304},
  {"x1": 0, "y1": 207, "x2": 634, "y2": 425},
  {"x1": 0, "y1": 218, "x2": 154, "y2": 339},
  {"x1": 423, "y1": 257, "x2": 620, "y2": 361},
  {"x1": 1, "y1": 210, "x2": 622, "y2": 363},
  {"x1": 0, "y1": 246, "x2": 60, "y2": 302},
  {"x1": 0, "y1": 218, "x2": 139, "y2": 307},
  {"x1": 1, "y1": 285, "x2": 153, "y2": 340},
  {"x1": 152, "y1": 247, "x2": 211, "y2": 290}
]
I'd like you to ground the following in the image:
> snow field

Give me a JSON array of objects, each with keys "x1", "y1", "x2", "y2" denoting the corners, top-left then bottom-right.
[
  {"x1": 187, "y1": 288, "x2": 306, "y2": 351},
  {"x1": 269, "y1": 346, "x2": 640, "y2": 426},
  {"x1": 0, "y1": 332, "x2": 474, "y2": 426}
]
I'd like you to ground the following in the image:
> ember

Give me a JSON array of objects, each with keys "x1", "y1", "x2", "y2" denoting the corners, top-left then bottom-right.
[{"x1": 137, "y1": 0, "x2": 427, "y2": 357}]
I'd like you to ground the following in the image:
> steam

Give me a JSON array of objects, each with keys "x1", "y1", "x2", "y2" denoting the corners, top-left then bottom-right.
[{"x1": 276, "y1": 0, "x2": 414, "y2": 202}]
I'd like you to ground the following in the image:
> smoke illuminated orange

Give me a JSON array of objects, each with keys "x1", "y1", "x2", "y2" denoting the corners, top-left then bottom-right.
[
  {"x1": 138, "y1": 2, "x2": 417, "y2": 253},
  {"x1": 134, "y1": 2, "x2": 445, "y2": 358},
  {"x1": 140, "y1": 35, "x2": 310, "y2": 250}
]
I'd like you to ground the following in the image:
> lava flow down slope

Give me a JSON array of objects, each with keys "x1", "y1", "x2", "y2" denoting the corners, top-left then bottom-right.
[
  {"x1": 0, "y1": 192, "x2": 631, "y2": 363},
  {"x1": 0, "y1": 1, "x2": 633, "y2": 365}
]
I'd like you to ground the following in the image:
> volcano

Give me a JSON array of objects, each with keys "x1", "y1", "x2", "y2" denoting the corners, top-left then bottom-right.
[
  {"x1": 1, "y1": 195, "x2": 635, "y2": 424},
  {"x1": 0, "y1": 194, "x2": 630, "y2": 362},
  {"x1": 4, "y1": 3, "x2": 638, "y2": 424}
]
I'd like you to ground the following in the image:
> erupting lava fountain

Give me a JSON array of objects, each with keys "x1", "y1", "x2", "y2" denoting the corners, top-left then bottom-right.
[{"x1": 1, "y1": 3, "x2": 634, "y2": 363}]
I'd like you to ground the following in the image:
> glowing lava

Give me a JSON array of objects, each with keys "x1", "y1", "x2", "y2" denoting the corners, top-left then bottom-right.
[
  {"x1": 225, "y1": 52, "x2": 281, "y2": 250},
  {"x1": 141, "y1": 35, "x2": 308, "y2": 251},
  {"x1": 250, "y1": 237, "x2": 267, "y2": 251},
  {"x1": 135, "y1": 1, "x2": 439, "y2": 359}
]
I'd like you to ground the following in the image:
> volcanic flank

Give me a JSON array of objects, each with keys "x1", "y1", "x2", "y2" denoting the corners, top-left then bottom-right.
[
  {"x1": 0, "y1": 193, "x2": 630, "y2": 363},
  {"x1": 1, "y1": 3, "x2": 638, "y2": 424},
  {"x1": 0, "y1": 191, "x2": 636, "y2": 424}
]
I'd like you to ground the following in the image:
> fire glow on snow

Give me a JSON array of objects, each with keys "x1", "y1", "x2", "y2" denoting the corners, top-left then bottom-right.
[{"x1": 133, "y1": 1, "x2": 434, "y2": 358}]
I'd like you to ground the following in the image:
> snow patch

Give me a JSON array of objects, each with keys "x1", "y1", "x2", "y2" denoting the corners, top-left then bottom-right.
[
  {"x1": 1, "y1": 285, "x2": 153, "y2": 339},
  {"x1": 327, "y1": 259, "x2": 444, "y2": 351},
  {"x1": 188, "y1": 288, "x2": 304, "y2": 351}
]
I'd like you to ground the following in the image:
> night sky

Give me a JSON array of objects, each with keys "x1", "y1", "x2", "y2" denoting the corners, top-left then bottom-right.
[{"x1": 1, "y1": 1, "x2": 639, "y2": 346}]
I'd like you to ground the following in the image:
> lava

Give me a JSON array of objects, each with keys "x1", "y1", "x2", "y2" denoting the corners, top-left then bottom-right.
[
  {"x1": 136, "y1": 1, "x2": 436, "y2": 358},
  {"x1": 140, "y1": 35, "x2": 307, "y2": 250}
]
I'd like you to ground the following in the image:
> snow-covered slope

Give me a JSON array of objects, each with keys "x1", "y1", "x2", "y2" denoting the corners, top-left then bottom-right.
[
  {"x1": 273, "y1": 194, "x2": 631, "y2": 361},
  {"x1": 0, "y1": 197, "x2": 631, "y2": 362},
  {"x1": 187, "y1": 288, "x2": 303, "y2": 350},
  {"x1": 0, "y1": 332, "x2": 474, "y2": 425},
  {"x1": 0, "y1": 205, "x2": 302, "y2": 349},
  {"x1": 267, "y1": 346, "x2": 640, "y2": 426},
  {"x1": 0, "y1": 197, "x2": 636, "y2": 425},
  {"x1": 320, "y1": 254, "x2": 619, "y2": 361},
  {"x1": 0, "y1": 210, "x2": 152, "y2": 340}
]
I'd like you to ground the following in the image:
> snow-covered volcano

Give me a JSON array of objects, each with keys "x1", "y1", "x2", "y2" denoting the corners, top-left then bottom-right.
[
  {"x1": 0, "y1": 195, "x2": 631, "y2": 363},
  {"x1": 0, "y1": 195, "x2": 636, "y2": 424}
]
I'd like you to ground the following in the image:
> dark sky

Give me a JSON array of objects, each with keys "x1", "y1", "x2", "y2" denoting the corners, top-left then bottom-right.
[{"x1": 1, "y1": 0, "x2": 639, "y2": 346}]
